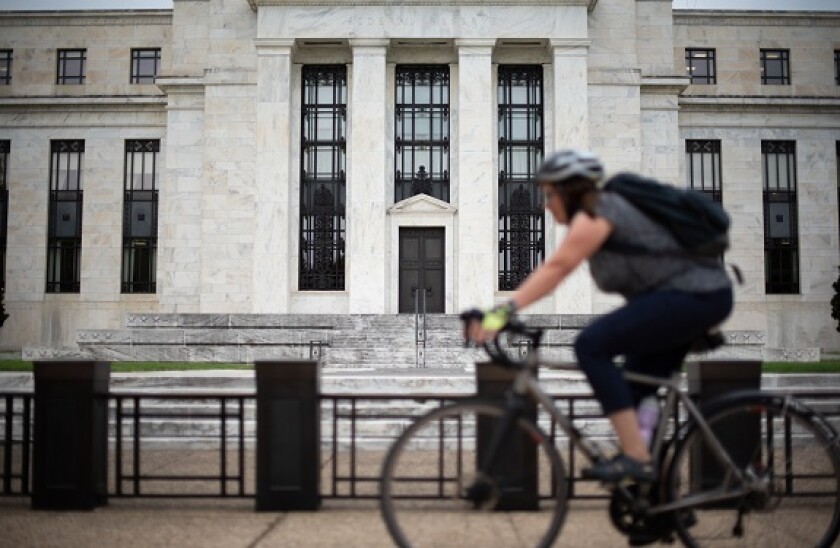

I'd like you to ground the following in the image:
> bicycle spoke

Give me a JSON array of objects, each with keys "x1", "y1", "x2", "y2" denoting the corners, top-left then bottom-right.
[
  {"x1": 666, "y1": 396, "x2": 840, "y2": 547},
  {"x1": 380, "y1": 401, "x2": 567, "y2": 548}
]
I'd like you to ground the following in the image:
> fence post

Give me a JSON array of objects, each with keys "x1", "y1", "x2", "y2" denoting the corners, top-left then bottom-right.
[
  {"x1": 686, "y1": 360, "x2": 762, "y2": 493},
  {"x1": 474, "y1": 361, "x2": 539, "y2": 510},
  {"x1": 32, "y1": 360, "x2": 110, "y2": 510},
  {"x1": 255, "y1": 360, "x2": 320, "y2": 511}
]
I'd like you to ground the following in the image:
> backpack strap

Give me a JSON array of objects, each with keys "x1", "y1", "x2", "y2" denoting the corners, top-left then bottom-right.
[{"x1": 601, "y1": 238, "x2": 744, "y2": 286}]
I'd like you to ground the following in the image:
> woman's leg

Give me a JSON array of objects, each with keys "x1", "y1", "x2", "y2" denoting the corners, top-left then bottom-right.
[{"x1": 575, "y1": 288, "x2": 733, "y2": 462}]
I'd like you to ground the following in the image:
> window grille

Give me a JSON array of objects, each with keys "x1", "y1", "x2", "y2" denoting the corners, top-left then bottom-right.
[
  {"x1": 760, "y1": 49, "x2": 790, "y2": 85},
  {"x1": 0, "y1": 141, "x2": 8, "y2": 288},
  {"x1": 762, "y1": 141, "x2": 798, "y2": 294},
  {"x1": 130, "y1": 49, "x2": 161, "y2": 84},
  {"x1": 835, "y1": 51, "x2": 839, "y2": 86},
  {"x1": 686, "y1": 140, "x2": 722, "y2": 203},
  {"x1": 46, "y1": 140, "x2": 84, "y2": 293},
  {"x1": 57, "y1": 49, "x2": 86, "y2": 85},
  {"x1": 122, "y1": 140, "x2": 159, "y2": 293},
  {"x1": 395, "y1": 65, "x2": 450, "y2": 203},
  {"x1": 685, "y1": 49, "x2": 716, "y2": 85},
  {"x1": 498, "y1": 66, "x2": 545, "y2": 291},
  {"x1": 299, "y1": 65, "x2": 347, "y2": 291},
  {"x1": 0, "y1": 50, "x2": 11, "y2": 85}
]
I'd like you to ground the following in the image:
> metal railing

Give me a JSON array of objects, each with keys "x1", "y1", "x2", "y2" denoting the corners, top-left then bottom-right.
[
  {"x1": 0, "y1": 393, "x2": 31, "y2": 496},
  {"x1": 110, "y1": 393, "x2": 252, "y2": 498},
  {"x1": 413, "y1": 287, "x2": 429, "y2": 368},
  {"x1": 2, "y1": 388, "x2": 839, "y2": 501}
]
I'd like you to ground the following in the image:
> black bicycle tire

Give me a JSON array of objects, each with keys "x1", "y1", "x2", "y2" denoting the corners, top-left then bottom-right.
[
  {"x1": 664, "y1": 391, "x2": 840, "y2": 548},
  {"x1": 379, "y1": 399, "x2": 568, "y2": 548}
]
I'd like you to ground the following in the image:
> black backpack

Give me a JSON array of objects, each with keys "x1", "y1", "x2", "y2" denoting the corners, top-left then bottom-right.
[{"x1": 601, "y1": 172, "x2": 730, "y2": 258}]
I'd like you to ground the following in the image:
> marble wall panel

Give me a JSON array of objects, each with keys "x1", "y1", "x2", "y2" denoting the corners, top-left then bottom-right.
[{"x1": 257, "y1": 6, "x2": 586, "y2": 41}]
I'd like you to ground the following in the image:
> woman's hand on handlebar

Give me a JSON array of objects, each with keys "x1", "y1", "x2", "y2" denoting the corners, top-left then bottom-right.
[{"x1": 459, "y1": 302, "x2": 516, "y2": 346}]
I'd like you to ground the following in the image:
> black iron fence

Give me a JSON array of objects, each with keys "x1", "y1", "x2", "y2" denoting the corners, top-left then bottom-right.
[{"x1": 2, "y1": 388, "x2": 839, "y2": 501}]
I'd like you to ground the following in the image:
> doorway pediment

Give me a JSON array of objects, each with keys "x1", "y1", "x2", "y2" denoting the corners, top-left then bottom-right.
[{"x1": 387, "y1": 194, "x2": 457, "y2": 216}]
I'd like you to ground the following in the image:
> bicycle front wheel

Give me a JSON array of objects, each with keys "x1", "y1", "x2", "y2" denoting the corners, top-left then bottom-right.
[
  {"x1": 665, "y1": 392, "x2": 840, "y2": 548},
  {"x1": 379, "y1": 400, "x2": 568, "y2": 548}
]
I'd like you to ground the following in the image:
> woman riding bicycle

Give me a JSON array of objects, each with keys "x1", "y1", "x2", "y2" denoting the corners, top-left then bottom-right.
[{"x1": 465, "y1": 149, "x2": 733, "y2": 483}]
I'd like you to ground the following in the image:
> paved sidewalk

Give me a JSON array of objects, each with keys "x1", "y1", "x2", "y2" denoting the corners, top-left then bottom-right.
[{"x1": 0, "y1": 497, "x2": 627, "y2": 548}]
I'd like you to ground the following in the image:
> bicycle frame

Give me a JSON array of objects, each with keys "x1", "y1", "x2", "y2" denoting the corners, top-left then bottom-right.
[{"x1": 497, "y1": 348, "x2": 755, "y2": 514}]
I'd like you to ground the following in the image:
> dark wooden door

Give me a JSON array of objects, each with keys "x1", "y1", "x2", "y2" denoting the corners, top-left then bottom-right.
[{"x1": 398, "y1": 228, "x2": 445, "y2": 313}]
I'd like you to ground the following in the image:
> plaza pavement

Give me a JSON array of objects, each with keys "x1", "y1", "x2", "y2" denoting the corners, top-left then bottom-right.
[{"x1": 0, "y1": 497, "x2": 627, "y2": 548}]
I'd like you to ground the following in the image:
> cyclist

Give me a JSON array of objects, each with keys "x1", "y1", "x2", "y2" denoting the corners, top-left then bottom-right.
[{"x1": 464, "y1": 149, "x2": 733, "y2": 483}]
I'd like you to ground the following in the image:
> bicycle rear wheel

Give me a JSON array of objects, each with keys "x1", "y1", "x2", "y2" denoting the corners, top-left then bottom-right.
[
  {"x1": 379, "y1": 400, "x2": 567, "y2": 548},
  {"x1": 665, "y1": 392, "x2": 840, "y2": 547}
]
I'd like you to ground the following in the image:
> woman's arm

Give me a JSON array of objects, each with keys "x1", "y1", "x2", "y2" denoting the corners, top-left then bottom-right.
[{"x1": 511, "y1": 213, "x2": 613, "y2": 310}]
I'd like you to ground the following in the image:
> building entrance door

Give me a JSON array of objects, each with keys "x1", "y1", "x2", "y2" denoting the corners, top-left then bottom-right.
[{"x1": 398, "y1": 228, "x2": 445, "y2": 313}]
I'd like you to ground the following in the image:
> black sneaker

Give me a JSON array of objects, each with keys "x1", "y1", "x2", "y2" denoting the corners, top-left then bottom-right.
[{"x1": 582, "y1": 454, "x2": 657, "y2": 484}]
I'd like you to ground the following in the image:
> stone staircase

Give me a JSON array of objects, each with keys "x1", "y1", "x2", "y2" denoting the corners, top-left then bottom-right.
[{"x1": 21, "y1": 313, "x2": 767, "y2": 368}]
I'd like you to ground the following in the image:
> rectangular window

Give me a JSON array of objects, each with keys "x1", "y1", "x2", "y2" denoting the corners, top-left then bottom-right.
[
  {"x1": 122, "y1": 140, "x2": 159, "y2": 293},
  {"x1": 0, "y1": 141, "x2": 8, "y2": 288},
  {"x1": 498, "y1": 66, "x2": 545, "y2": 291},
  {"x1": 686, "y1": 140, "x2": 722, "y2": 203},
  {"x1": 46, "y1": 140, "x2": 84, "y2": 293},
  {"x1": 685, "y1": 49, "x2": 716, "y2": 85},
  {"x1": 56, "y1": 49, "x2": 86, "y2": 85},
  {"x1": 760, "y1": 49, "x2": 790, "y2": 85},
  {"x1": 299, "y1": 65, "x2": 347, "y2": 291},
  {"x1": 395, "y1": 65, "x2": 450, "y2": 203},
  {"x1": 0, "y1": 50, "x2": 11, "y2": 85},
  {"x1": 130, "y1": 48, "x2": 160, "y2": 84},
  {"x1": 835, "y1": 51, "x2": 839, "y2": 85},
  {"x1": 762, "y1": 141, "x2": 798, "y2": 294}
]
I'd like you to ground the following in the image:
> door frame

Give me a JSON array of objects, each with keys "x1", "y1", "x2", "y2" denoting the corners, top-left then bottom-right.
[{"x1": 387, "y1": 194, "x2": 456, "y2": 314}]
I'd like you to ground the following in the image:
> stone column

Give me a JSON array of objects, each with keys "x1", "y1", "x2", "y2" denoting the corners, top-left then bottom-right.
[
  {"x1": 253, "y1": 39, "x2": 295, "y2": 313},
  {"x1": 155, "y1": 76, "x2": 205, "y2": 313},
  {"x1": 347, "y1": 39, "x2": 389, "y2": 313},
  {"x1": 455, "y1": 39, "x2": 496, "y2": 310},
  {"x1": 550, "y1": 39, "x2": 593, "y2": 314}
]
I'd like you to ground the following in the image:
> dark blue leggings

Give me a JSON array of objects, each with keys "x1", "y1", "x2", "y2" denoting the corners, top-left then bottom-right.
[{"x1": 573, "y1": 288, "x2": 733, "y2": 415}]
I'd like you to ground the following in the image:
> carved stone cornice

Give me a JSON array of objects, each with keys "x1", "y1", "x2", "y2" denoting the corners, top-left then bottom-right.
[
  {"x1": 679, "y1": 95, "x2": 840, "y2": 114},
  {"x1": 0, "y1": 10, "x2": 172, "y2": 26},
  {"x1": 247, "y1": 0, "x2": 597, "y2": 11},
  {"x1": 0, "y1": 95, "x2": 166, "y2": 113},
  {"x1": 641, "y1": 76, "x2": 689, "y2": 95},
  {"x1": 674, "y1": 10, "x2": 840, "y2": 28}
]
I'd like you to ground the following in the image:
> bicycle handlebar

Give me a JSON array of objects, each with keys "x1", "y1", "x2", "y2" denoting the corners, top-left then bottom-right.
[{"x1": 459, "y1": 309, "x2": 544, "y2": 369}]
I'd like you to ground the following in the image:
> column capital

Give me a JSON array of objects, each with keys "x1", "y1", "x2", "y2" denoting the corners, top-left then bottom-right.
[
  {"x1": 455, "y1": 38, "x2": 496, "y2": 54},
  {"x1": 549, "y1": 38, "x2": 590, "y2": 56},
  {"x1": 253, "y1": 38, "x2": 296, "y2": 56},
  {"x1": 349, "y1": 38, "x2": 390, "y2": 53}
]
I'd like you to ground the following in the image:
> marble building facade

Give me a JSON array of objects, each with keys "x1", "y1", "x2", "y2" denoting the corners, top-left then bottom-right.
[{"x1": 0, "y1": 1, "x2": 838, "y2": 358}]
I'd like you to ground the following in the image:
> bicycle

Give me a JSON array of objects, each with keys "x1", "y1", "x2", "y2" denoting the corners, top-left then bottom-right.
[{"x1": 379, "y1": 318, "x2": 840, "y2": 547}]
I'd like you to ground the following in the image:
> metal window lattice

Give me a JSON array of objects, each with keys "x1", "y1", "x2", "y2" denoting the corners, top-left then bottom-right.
[
  {"x1": 56, "y1": 49, "x2": 86, "y2": 85},
  {"x1": 130, "y1": 49, "x2": 160, "y2": 84},
  {"x1": 498, "y1": 66, "x2": 545, "y2": 291},
  {"x1": 122, "y1": 140, "x2": 159, "y2": 294},
  {"x1": 395, "y1": 65, "x2": 450, "y2": 203},
  {"x1": 299, "y1": 65, "x2": 347, "y2": 291},
  {"x1": 685, "y1": 49, "x2": 716, "y2": 85},
  {"x1": 0, "y1": 50, "x2": 11, "y2": 85},
  {"x1": 686, "y1": 139, "x2": 722, "y2": 203},
  {"x1": 760, "y1": 49, "x2": 790, "y2": 85},
  {"x1": 46, "y1": 140, "x2": 84, "y2": 293},
  {"x1": 835, "y1": 51, "x2": 840, "y2": 86},
  {"x1": 0, "y1": 141, "x2": 8, "y2": 288},
  {"x1": 762, "y1": 141, "x2": 798, "y2": 294}
]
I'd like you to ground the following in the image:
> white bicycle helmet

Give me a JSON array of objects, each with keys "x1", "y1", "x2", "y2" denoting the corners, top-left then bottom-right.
[{"x1": 536, "y1": 149, "x2": 604, "y2": 186}]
